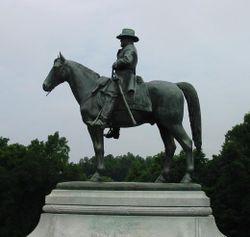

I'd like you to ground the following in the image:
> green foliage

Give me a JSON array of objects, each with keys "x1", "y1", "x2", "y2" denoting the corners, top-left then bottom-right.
[
  {"x1": 0, "y1": 132, "x2": 86, "y2": 237},
  {"x1": 201, "y1": 113, "x2": 250, "y2": 237}
]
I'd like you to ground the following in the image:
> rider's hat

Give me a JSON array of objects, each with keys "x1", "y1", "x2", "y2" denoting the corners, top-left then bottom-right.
[{"x1": 116, "y1": 28, "x2": 139, "y2": 42}]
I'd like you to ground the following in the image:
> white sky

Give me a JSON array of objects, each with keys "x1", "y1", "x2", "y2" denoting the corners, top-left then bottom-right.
[{"x1": 0, "y1": 0, "x2": 249, "y2": 162}]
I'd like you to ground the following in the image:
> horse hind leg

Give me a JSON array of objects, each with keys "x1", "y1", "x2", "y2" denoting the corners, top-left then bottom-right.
[
  {"x1": 155, "y1": 124, "x2": 176, "y2": 183},
  {"x1": 170, "y1": 124, "x2": 194, "y2": 183}
]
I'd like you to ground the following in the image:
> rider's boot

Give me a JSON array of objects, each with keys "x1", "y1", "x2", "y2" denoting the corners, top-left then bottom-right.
[
  {"x1": 104, "y1": 127, "x2": 120, "y2": 139},
  {"x1": 92, "y1": 96, "x2": 116, "y2": 128}
]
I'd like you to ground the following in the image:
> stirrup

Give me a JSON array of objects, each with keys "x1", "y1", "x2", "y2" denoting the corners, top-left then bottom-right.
[{"x1": 104, "y1": 128, "x2": 120, "y2": 139}]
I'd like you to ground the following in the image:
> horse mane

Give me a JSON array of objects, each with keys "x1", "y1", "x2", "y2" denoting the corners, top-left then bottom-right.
[{"x1": 66, "y1": 60, "x2": 100, "y2": 80}]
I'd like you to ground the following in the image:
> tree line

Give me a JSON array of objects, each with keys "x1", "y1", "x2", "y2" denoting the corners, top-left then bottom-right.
[{"x1": 0, "y1": 113, "x2": 249, "y2": 237}]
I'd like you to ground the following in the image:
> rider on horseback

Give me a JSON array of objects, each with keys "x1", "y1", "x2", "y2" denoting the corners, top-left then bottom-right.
[{"x1": 92, "y1": 28, "x2": 139, "y2": 139}]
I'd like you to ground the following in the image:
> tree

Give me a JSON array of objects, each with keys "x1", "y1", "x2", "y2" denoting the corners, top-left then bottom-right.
[
  {"x1": 0, "y1": 132, "x2": 86, "y2": 237},
  {"x1": 203, "y1": 113, "x2": 250, "y2": 237}
]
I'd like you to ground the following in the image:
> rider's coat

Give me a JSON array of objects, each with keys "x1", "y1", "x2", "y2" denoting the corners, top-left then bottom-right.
[{"x1": 115, "y1": 43, "x2": 138, "y2": 93}]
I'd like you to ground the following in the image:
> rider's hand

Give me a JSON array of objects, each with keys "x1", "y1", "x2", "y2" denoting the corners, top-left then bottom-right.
[{"x1": 112, "y1": 71, "x2": 120, "y2": 81}]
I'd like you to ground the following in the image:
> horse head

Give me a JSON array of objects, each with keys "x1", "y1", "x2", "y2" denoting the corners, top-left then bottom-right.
[{"x1": 43, "y1": 52, "x2": 69, "y2": 92}]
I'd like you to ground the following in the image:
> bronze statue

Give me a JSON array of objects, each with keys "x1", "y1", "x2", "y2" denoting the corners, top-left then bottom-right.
[{"x1": 43, "y1": 30, "x2": 202, "y2": 183}]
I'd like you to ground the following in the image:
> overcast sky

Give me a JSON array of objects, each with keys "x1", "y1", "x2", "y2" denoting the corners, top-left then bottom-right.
[{"x1": 0, "y1": 0, "x2": 249, "y2": 162}]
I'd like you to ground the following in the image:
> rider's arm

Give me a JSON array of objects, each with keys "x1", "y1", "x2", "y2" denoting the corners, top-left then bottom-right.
[{"x1": 113, "y1": 48, "x2": 136, "y2": 70}]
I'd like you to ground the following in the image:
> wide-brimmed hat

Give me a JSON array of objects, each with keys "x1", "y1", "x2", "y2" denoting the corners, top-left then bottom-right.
[{"x1": 116, "y1": 28, "x2": 139, "y2": 42}]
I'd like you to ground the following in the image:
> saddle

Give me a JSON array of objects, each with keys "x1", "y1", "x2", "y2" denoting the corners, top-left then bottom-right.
[{"x1": 93, "y1": 76, "x2": 152, "y2": 112}]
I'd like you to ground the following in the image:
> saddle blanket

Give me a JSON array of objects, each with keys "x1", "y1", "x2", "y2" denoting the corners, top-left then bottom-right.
[{"x1": 96, "y1": 76, "x2": 152, "y2": 112}]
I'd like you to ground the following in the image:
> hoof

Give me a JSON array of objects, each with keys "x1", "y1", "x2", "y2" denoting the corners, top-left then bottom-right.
[
  {"x1": 155, "y1": 174, "x2": 166, "y2": 183},
  {"x1": 89, "y1": 172, "x2": 101, "y2": 182},
  {"x1": 155, "y1": 170, "x2": 170, "y2": 183},
  {"x1": 180, "y1": 173, "x2": 192, "y2": 183}
]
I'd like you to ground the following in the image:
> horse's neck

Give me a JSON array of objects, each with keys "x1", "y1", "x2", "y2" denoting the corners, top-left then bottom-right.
[{"x1": 67, "y1": 61, "x2": 98, "y2": 105}]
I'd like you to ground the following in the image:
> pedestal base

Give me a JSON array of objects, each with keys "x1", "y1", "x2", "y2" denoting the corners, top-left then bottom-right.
[{"x1": 28, "y1": 182, "x2": 226, "y2": 237}]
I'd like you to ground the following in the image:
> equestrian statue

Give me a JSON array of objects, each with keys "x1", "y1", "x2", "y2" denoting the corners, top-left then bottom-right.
[{"x1": 43, "y1": 28, "x2": 202, "y2": 183}]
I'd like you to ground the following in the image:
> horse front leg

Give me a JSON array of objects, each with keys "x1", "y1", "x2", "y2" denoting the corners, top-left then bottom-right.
[{"x1": 87, "y1": 126, "x2": 104, "y2": 181}]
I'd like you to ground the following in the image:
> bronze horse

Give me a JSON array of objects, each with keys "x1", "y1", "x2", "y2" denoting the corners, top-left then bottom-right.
[{"x1": 43, "y1": 53, "x2": 201, "y2": 183}]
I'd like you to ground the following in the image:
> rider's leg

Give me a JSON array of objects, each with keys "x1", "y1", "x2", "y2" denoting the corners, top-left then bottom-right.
[{"x1": 92, "y1": 95, "x2": 116, "y2": 127}]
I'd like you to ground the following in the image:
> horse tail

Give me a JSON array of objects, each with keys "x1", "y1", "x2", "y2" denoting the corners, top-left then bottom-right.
[{"x1": 176, "y1": 82, "x2": 202, "y2": 152}]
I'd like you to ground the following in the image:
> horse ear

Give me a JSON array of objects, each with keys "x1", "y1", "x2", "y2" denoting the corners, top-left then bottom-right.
[{"x1": 59, "y1": 52, "x2": 66, "y2": 62}]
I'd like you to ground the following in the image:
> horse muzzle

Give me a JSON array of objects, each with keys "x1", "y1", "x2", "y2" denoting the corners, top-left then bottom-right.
[{"x1": 42, "y1": 82, "x2": 53, "y2": 92}]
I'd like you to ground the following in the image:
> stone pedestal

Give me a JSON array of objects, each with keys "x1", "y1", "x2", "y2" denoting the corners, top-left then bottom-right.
[{"x1": 28, "y1": 182, "x2": 226, "y2": 237}]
